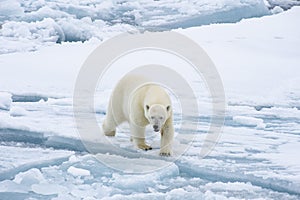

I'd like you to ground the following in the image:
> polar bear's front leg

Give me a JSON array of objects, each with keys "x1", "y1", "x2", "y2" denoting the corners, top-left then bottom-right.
[
  {"x1": 130, "y1": 123, "x2": 152, "y2": 151},
  {"x1": 160, "y1": 118, "x2": 174, "y2": 156},
  {"x1": 102, "y1": 102, "x2": 117, "y2": 136}
]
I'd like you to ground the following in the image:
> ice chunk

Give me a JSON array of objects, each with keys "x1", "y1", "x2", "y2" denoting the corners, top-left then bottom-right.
[
  {"x1": 31, "y1": 183, "x2": 67, "y2": 195},
  {"x1": 0, "y1": 92, "x2": 12, "y2": 110},
  {"x1": 1, "y1": 18, "x2": 63, "y2": 43},
  {"x1": 95, "y1": 153, "x2": 179, "y2": 174},
  {"x1": 205, "y1": 181, "x2": 261, "y2": 191},
  {"x1": 70, "y1": 184, "x2": 97, "y2": 199},
  {"x1": 166, "y1": 188, "x2": 204, "y2": 199},
  {"x1": 67, "y1": 166, "x2": 91, "y2": 177},
  {"x1": 9, "y1": 106, "x2": 27, "y2": 117},
  {"x1": 0, "y1": 0, "x2": 271, "y2": 54},
  {"x1": 271, "y1": 6, "x2": 284, "y2": 14},
  {"x1": 11, "y1": 94, "x2": 48, "y2": 102},
  {"x1": 0, "y1": 0, "x2": 24, "y2": 21},
  {"x1": 233, "y1": 116, "x2": 266, "y2": 128},
  {"x1": 68, "y1": 155, "x2": 80, "y2": 163},
  {"x1": 13, "y1": 168, "x2": 45, "y2": 185},
  {"x1": 267, "y1": 0, "x2": 300, "y2": 10},
  {"x1": 0, "y1": 180, "x2": 28, "y2": 193}
]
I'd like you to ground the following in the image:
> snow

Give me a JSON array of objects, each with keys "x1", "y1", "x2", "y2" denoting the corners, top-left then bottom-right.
[
  {"x1": 0, "y1": 41, "x2": 97, "y2": 95},
  {"x1": 0, "y1": 2, "x2": 300, "y2": 200},
  {"x1": 232, "y1": 116, "x2": 266, "y2": 129},
  {"x1": 178, "y1": 6, "x2": 300, "y2": 106},
  {"x1": 270, "y1": 5, "x2": 284, "y2": 14},
  {"x1": 95, "y1": 153, "x2": 179, "y2": 174},
  {"x1": 13, "y1": 168, "x2": 45, "y2": 185},
  {"x1": 32, "y1": 183, "x2": 67, "y2": 195},
  {"x1": 205, "y1": 181, "x2": 261, "y2": 192},
  {"x1": 0, "y1": 0, "x2": 271, "y2": 54},
  {"x1": 0, "y1": 0, "x2": 24, "y2": 20},
  {"x1": 9, "y1": 106, "x2": 27, "y2": 117},
  {"x1": 0, "y1": 145, "x2": 74, "y2": 178},
  {"x1": 267, "y1": 0, "x2": 300, "y2": 9},
  {"x1": 67, "y1": 166, "x2": 91, "y2": 177},
  {"x1": 0, "y1": 92, "x2": 12, "y2": 111}
]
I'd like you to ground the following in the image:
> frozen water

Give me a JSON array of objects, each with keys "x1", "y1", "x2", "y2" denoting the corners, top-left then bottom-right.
[
  {"x1": 9, "y1": 106, "x2": 27, "y2": 117},
  {"x1": 13, "y1": 168, "x2": 45, "y2": 185},
  {"x1": 0, "y1": 5, "x2": 300, "y2": 200},
  {"x1": 0, "y1": 92, "x2": 12, "y2": 111},
  {"x1": 0, "y1": 0, "x2": 24, "y2": 21},
  {"x1": 31, "y1": 183, "x2": 67, "y2": 195},
  {"x1": 232, "y1": 116, "x2": 266, "y2": 129},
  {"x1": 67, "y1": 166, "x2": 91, "y2": 177},
  {"x1": 0, "y1": 0, "x2": 271, "y2": 54},
  {"x1": 266, "y1": 0, "x2": 300, "y2": 9}
]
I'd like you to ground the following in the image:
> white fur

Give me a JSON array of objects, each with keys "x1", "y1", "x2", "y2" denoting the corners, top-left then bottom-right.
[{"x1": 102, "y1": 75, "x2": 174, "y2": 156}]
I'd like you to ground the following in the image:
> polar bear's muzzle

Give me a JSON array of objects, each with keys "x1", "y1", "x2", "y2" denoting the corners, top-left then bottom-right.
[{"x1": 153, "y1": 125, "x2": 160, "y2": 132}]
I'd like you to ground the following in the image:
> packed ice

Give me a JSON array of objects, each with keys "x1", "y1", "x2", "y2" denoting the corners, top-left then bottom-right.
[
  {"x1": 0, "y1": 0, "x2": 273, "y2": 54},
  {"x1": 0, "y1": 1, "x2": 300, "y2": 200}
]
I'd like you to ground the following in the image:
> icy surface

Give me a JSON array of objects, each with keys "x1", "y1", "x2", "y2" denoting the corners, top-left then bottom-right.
[
  {"x1": 0, "y1": 6, "x2": 300, "y2": 200},
  {"x1": 232, "y1": 116, "x2": 266, "y2": 129},
  {"x1": 67, "y1": 166, "x2": 91, "y2": 177},
  {"x1": 266, "y1": 0, "x2": 300, "y2": 9},
  {"x1": 0, "y1": 92, "x2": 12, "y2": 111},
  {"x1": 0, "y1": 0, "x2": 271, "y2": 54}
]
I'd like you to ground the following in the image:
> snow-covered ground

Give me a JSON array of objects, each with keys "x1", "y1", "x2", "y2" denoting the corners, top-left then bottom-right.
[
  {"x1": 0, "y1": 2, "x2": 300, "y2": 200},
  {"x1": 266, "y1": 0, "x2": 300, "y2": 10},
  {"x1": 0, "y1": 0, "x2": 277, "y2": 54}
]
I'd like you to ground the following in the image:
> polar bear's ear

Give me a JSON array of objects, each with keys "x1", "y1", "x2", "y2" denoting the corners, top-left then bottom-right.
[
  {"x1": 166, "y1": 105, "x2": 171, "y2": 111},
  {"x1": 146, "y1": 105, "x2": 150, "y2": 110}
]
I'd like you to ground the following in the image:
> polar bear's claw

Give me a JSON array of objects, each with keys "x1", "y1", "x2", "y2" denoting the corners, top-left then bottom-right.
[
  {"x1": 138, "y1": 144, "x2": 152, "y2": 151},
  {"x1": 160, "y1": 152, "x2": 171, "y2": 156}
]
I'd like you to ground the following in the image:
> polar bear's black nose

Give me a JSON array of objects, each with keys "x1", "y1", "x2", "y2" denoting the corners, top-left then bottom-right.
[{"x1": 153, "y1": 125, "x2": 159, "y2": 132}]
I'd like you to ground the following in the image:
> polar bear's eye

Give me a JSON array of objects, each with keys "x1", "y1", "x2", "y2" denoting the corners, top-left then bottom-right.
[
  {"x1": 151, "y1": 116, "x2": 155, "y2": 119},
  {"x1": 159, "y1": 117, "x2": 163, "y2": 120},
  {"x1": 146, "y1": 105, "x2": 150, "y2": 110}
]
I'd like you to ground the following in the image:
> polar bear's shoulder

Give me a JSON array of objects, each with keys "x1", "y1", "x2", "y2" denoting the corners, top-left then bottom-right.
[
  {"x1": 113, "y1": 74, "x2": 171, "y2": 108},
  {"x1": 143, "y1": 85, "x2": 171, "y2": 106}
]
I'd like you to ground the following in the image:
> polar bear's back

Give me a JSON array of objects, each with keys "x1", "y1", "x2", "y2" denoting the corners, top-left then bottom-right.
[
  {"x1": 143, "y1": 85, "x2": 171, "y2": 106},
  {"x1": 110, "y1": 74, "x2": 171, "y2": 123},
  {"x1": 110, "y1": 75, "x2": 148, "y2": 121}
]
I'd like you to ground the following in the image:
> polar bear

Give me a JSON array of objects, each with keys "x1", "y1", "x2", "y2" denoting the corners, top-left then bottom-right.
[{"x1": 102, "y1": 75, "x2": 174, "y2": 156}]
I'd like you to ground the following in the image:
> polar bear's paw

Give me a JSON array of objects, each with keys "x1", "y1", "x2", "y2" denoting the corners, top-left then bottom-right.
[
  {"x1": 102, "y1": 122, "x2": 116, "y2": 136},
  {"x1": 138, "y1": 143, "x2": 152, "y2": 151},
  {"x1": 104, "y1": 130, "x2": 116, "y2": 137},
  {"x1": 159, "y1": 148, "x2": 172, "y2": 156}
]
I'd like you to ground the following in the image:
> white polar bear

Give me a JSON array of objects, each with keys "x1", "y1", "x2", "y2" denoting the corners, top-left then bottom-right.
[{"x1": 102, "y1": 75, "x2": 174, "y2": 156}]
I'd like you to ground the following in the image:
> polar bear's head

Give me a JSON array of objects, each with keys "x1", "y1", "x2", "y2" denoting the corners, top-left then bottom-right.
[{"x1": 144, "y1": 104, "x2": 171, "y2": 132}]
